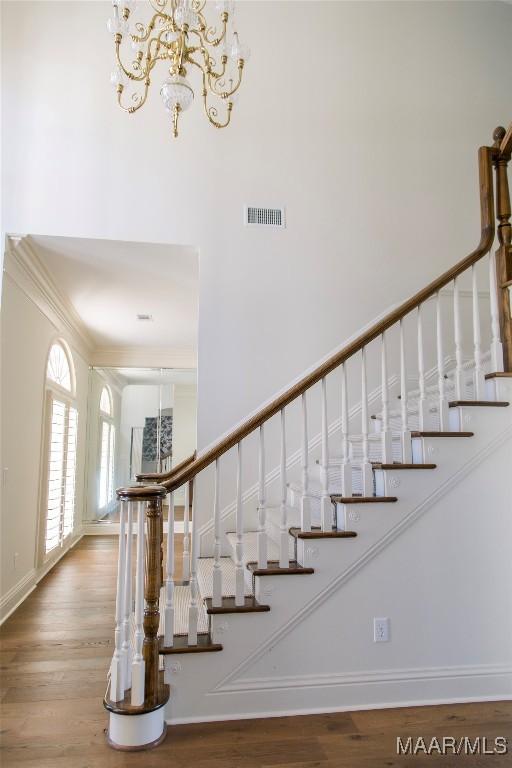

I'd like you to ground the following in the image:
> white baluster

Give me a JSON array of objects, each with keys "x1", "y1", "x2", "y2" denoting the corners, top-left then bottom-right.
[
  {"x1": 453, "y1": 276, "x2": 465, "y2": 400},
  {"x1": 320, "y1": 377, "x2": 332, "y2": 531},
  {"x1": 380, "y1": 332, "x2": 393, "y2": 463},
  {"x1": 279, "y1": 408, "x2": 289, "y2": 565},
  {"x1": 110, "y1": 499, "x2": 126, "y2": 701},
  {"x1": 122, "y1": 501, "x2": 133, "y2": 688},
  {"x1": 257, "y1": 426, "x2": 268, "y2": 567},
  {"x1": 489, "y1": 251, "x2": 504, "y2": 372},
  {"x1": 235, "y1": 442, "x2": 245, "y2": 605},
  {"x1": 163, "y1": 492, "x2": 175, "y2": 645},
  {"x1": 471, "y1": 265, "x2": 486, "y2": 399},
  {"x1": 400, "y1": 319, "x2": 412, "y2": 460},
  {"x1": 182, "y1": 481, "x2": 190, "y2": 582},
  {"x1": 436, "y1": 292, "x2": 449, "y2": 429},
  {"x1": 212, "y1": 460, "x2": 223, "y2": 607},
  {"x1": 417, "y1": 304, "x2": 430, "y2": 430},
  {"x1": 187, "y1": 480, "x2": 199, "y2": 645},
  {"x1": 300, "y1": 394, "x2": 311, "y2": 532},
  {"x1": 340, "y1": 362, "x2": 352, "y2": 497},
  {"x1": 131, "y1": 501, "x2": 145, "y2": 705},
  {"x1": 361, "y1": 347, "x2": 373, "y2": 493}
]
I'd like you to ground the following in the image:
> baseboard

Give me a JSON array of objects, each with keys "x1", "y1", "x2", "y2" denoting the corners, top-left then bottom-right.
[
  {"x1": 0, "y1": 568, "x2": 37, "y2": 625},
  {"x1": 0, "y1": 533, "x2": 83, "y2": 625},
  {"x1": 166, "y1": 693, "x2": 512, "y2": 726},
  {"x1": 166, "y1": 665, "x2": 512, "y2": 725}
]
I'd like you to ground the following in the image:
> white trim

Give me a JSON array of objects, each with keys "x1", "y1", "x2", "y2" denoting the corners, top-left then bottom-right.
[
  {"x1": 215, "y1": 424, "x2": 512, "y2": 689},
  {"x1": 216, "y1": 663, "x2": 512, "y2": 693},
  {"x1": 0, "y1": 533, "x2": 83, "y2": 625},
  {"x1": 0, "y1": 569, "x2": 37, "y2": 625},
  {"x1": 167, "y1": 694, "x2": 512, "y2": 726},
  {"x1": 168, "y1": 693, "x2": 512, "y2": 725},
  {"x1": 3, "y1": 237, "x2": 95, "y2": 359},
  {"x1": 91, "y1": 346, "x2": 197, "y2": 369}
]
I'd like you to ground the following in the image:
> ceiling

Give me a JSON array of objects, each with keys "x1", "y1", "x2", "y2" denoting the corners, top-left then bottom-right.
[{"x1": 29, "y1": 235, "x2": 199, "y2": 352}]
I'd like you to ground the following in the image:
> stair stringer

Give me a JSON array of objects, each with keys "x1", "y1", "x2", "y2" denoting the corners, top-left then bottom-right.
[{"x1": 164, "y1": 400, "x2": 512, "y2": 723}]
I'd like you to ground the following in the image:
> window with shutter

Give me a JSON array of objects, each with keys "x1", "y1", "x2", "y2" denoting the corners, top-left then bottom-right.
[{"x1": 43, "y1": 342, "x2": 79, "y2": 555}]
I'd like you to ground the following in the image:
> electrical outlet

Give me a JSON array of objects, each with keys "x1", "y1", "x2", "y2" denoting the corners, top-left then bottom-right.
[
  {"x1": 374, "y1": 617, "x2": 390, "y2": 642},
  {"x1": 13, "y1": 552, "x2": 19, "y2": 571}
]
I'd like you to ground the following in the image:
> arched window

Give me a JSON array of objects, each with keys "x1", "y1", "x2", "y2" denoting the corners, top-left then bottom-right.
[
  {"x1": 43, "y1": 342, "x2": 78, "y2": 556},
  {"x1": 47, "y1": 342, "x2": 73, "y2": 392},
  {"x1": 98, "y1": 386, "x2": 115, "y2": 511},
  {"x1": 100, "y1": 385, "x2": 112, "y2": 416}
]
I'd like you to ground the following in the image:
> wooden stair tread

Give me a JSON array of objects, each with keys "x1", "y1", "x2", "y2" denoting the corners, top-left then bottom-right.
[
  {"x1": 485, "y1": 372, "x2": 512, "y2": 379},
  {"x1": 373, "y1": 463, "x2": 436, "y2": 470},
  {"x1": 205, "y1": 596, "x2": 270, "y2": 614},
  {"x1": 247, "y1": 560, "x2": 314, "y2": 576},
  {"x1": 448, "y1": 400, "x2": 509, "y2": 407},
  {"x1": 104, "y1": 672, "x2": 169, "y2": 715},
  {"x1": 289, "y1": 527, "x2": 357, "y2": 539},
  {"x1": 160, "y1": 634, "x2": 223, "y2": 654},
  {"x1": 330, "y1": 495, "x2": 398, "y2": 503},
  {"x1": 411, "y1": 431, "x2": 474, "y2": 437}
]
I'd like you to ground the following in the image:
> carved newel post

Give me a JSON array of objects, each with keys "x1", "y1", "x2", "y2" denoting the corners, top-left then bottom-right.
[{"x1": 143, "y1": 493, "x2": 164, "y2": 705}]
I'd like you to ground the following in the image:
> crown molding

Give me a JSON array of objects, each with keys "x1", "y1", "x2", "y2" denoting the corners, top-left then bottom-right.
[
  {"x1": 91, "y1": 346, "x2": 197, "y2": 369},
  {"x1": 3, "y1": 235, "x2": 96, "y2": 360}
]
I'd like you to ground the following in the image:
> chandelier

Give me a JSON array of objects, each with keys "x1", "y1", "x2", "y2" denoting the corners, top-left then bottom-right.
[{"x1": 107, "y1": 0, "x2": 249, "y2": 138}]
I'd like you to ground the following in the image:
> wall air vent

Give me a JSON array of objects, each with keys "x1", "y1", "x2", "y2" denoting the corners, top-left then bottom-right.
[
  {"x1": 136, "y1": 314, "x2": 153, "y2": 321},
  {"x1": 245, "y1": 206, "x2": 285, "y2": 228}
]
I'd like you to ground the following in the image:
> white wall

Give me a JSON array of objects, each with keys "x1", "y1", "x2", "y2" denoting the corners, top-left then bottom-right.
[
  {"x1": 2, "y1": 1, "x2": 511, "y2": 459},
  {"x1": 0, "y1": 255, "x2": 89, "y2": 621},
  {"x1": 173, "y1": 384, "x2": 197, "y2": 466}
]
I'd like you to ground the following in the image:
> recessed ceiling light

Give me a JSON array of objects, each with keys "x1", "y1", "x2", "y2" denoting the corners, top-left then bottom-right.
[{"x1": 136, "y1": 313, "x2": 153, "y2": 321}]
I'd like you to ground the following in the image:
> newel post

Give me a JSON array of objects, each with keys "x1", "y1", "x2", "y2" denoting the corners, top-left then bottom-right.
[
  {"x1": 105, "y1": 484, "x2": 169, "y2": 751},
  {"x1": 143, "y1": 491, "x2": 165, "y2": 705},
  {"x1": 493, "y1": 126, "x2": 512, "y2": 371}
]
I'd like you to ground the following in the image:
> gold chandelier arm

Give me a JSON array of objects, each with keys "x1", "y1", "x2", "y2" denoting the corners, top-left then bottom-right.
[
  {"x1": 116, "y1": 37, "x2": 150, "y2": 82},
  {"x1": 207, "y1": 60, "x2": 244, "y2": 99},
  {"x1": 116, "y1": 77, "x2": 151, "y2": 113},
  {"x1": 203, "y1": 93, "x2": 233, "y2": 129},
  {"x1": 199, "y1": 11, "x2": 228, "y2": 47},
  {"x1": 193, "y1": 67, "x2": 233, "y2": 129},
  {"x1": 149, "y1": 0, "x2": 169, "y2": 15},
  {"x1": 131, "y1": 12, "x2": 168, "y2": 44},
  {"x1": 206, "y1": 53, "x2": 227, "y2": 80},
  {"x1": 191, "y1": 0, "x2": 207, "y2": 14}
]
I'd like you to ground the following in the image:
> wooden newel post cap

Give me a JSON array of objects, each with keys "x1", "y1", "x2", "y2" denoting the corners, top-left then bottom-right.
[
  {"x1": 116, "y1": 484, "x2": 167, "y2": 502},
  {"x1": 493, "y1": 126, "x2": 506, "y2": 147}
]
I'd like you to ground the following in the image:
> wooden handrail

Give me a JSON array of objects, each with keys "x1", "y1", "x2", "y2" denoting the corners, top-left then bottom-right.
[
  {"x1": 151, "y1": 144, "x2": 496, "y2": 494},
  {"x1": 498, "y1": 122, "x2": 512, "y2": 159},
  {"x1": 135, "y1": 451, "x2": 196, "y2": 483}
]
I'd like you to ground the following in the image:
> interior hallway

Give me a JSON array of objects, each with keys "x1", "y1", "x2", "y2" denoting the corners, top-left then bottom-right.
[{"x1": 1, "y1": 536, "x2": 510, "y2": 767}]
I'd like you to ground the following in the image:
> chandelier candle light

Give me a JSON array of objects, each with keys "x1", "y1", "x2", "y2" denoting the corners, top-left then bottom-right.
[{"x1": 107, "y1": 0, "x2": 249, "y2": 137}]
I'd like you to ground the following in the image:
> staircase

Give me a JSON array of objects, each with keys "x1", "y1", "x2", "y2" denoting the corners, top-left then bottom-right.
[{"x1": 103, "y1": 124, "x2": 512, "y2": 749}]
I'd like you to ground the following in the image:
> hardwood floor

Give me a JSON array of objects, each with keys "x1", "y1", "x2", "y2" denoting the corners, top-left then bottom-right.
[{"x1": 1, "y1": 537, "x2": 511, "y2": 767}]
